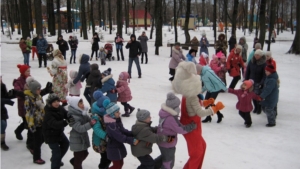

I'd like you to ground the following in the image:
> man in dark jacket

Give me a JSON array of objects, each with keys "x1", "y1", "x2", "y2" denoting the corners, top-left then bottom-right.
[
  {"x1": 36, "y1": 34, "x2": 48, "y2": 68},
  {"x1": 56, "y1": 35, "x2": 69, "y2": 60},
  {"x1": 43, "y1": 93, "x2": 70, "y2": 168},
  {"x1": 32, "y1": 34, "x2": 39, "y2": 60},
  {"x1": 126, "y1": 34, "x2": 142, "y2": 78}
]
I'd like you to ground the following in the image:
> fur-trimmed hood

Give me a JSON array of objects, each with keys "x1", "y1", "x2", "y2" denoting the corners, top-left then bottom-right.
[
  {"x1": 160, "y1": 103, "x2": 179, "y2": 117},
  {"x1": 101, "y1": 74, "x2": 113, "y2": 83},
  {"x1": 172, "y1": 62, "x2": 202, "y2": 97},
  {"x1": 251, "y1": 54, "x2": 266, "y2": 65},
  {"x1": 172, "y1": 46, "x2": 183, "y2": 55}
]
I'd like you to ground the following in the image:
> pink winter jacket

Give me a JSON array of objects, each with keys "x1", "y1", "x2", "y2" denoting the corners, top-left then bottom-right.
[
  {"x1": 228, "y1": 88, "x2": 260, "y2": 112},
  {"x1": 210, "y1": 60, "x2": 221, "y2": 75},
  {"x1": 169, "y1": 47, "x2": 186, "y2": 69},
  {"x1": 116, "y1": 80, "x2": 132, "y2": 102}
]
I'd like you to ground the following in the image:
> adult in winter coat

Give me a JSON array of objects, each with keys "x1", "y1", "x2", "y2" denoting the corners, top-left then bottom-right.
[
  {"x1": 47, "y1": 49, "x2": 68, "y2": 106},
  {"x1": 43, "y1": 93, "x2": 70, "y2": 169},
  {"x1": 138, "y1": 31, "x2": 149, "y2": 64},
  {"x1": 228, "y1": 34, "x2": 237, "y2": 52},
  {"x1": 100, "y1": 68, "x2": 117, "y2": 103},
  {"x1": 215, "y1": 34, "x2": 228, "y2": 56},
  {"x1": 169, "y1": 42, "x2": 186, "y2": 81},
  {"x1": 245, "y1": 49, "x2": 266, "y2": 114},
  {"x1": 126, "y1": 34, "x2": 142, "y2": 78},
  {"x1": 56, "y1": 35, "x2": 69, "y2": 60},
  {"x1": 91, "y1": 33, "x2": 100, "y2": 60},
  {"x1": 32, "y1": 34, "x2": 39, "y2": 60},
  {"x1": 19, "y1": 38, "x2": 30, "y2": 66},
  {"x1": 247, "y1": 43, "x2": 261, "y2": 64},
  {"x1": 1, "y1": 76, "x2": 15, "y2": 150},
  {"x1": 72, "y1": 54, "x2": 91, "y2": 106},
  {"x1": 190, "y1": 36, "x2": 200, "y2": 55},
  {"x1": 86, "y1": 63, "x2": 102, "y2": 104},
  {"x1": 67, "y1": 96, "x2": 96, "y2": 169},
  {"x1": 172, "y1": 62, "x2": 224, "y2": 169},
  {"x1": 68, "y1": 36, "x2": 78, "y2": 64},
  {"x1": 260, "y1": 65, "x2": 279, "y2": 127},
  {"x1": 115, "y1": 33, "x2": 125, "y2": 61},
  {"x1": 36, "y1": 34, "x2": 48, "y2": 68},
  {"x1": 197, "y1": 65, "x2": 227, "y2": 123},
  {"x1": 199, "y1": 32, "x2": 209, "y2": 55},
  {"x1": 238, "y1": 37, "x2": 248, "y2": 62},
  {"x1": 226, "y1": 45, "x2": 245, "y2": 89}
]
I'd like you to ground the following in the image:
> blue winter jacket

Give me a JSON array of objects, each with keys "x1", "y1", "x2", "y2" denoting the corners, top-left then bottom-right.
[
  {"x1": 201, "y1": 66, "x2": 227, "y2": 93},
  {"x1": 36, "y1": 36, "x2": 48, "y2": 54},
  {"x1": 73, "y1": 54, "x2": 90, "y2": 84},
  {"x1": 100, "y1": 75, "x2": 117, "y2": 102},
  {"x1": 260, "y1": 72, "x2": 279, "y2": 109},
  {"x1": 186, "y1": 53, "x2": 197, "y2": 64},
  {"x1": 199, "y1": 37, "x2": 209, "y2": 55},
  {"x1": 91, "y1": 103, "x2": 107, "y2": 147}
]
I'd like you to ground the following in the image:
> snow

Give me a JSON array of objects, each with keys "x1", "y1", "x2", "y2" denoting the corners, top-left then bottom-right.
[{"x1": 1, "y1": 26, "x2": 300, "y2": 169}]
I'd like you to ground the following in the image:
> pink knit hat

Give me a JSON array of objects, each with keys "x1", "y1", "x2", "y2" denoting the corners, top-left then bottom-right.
[
  {"x1": 216, "y1": 51, "x2": 225, "y2": 59},
  {"x1": 243, "y1": 79, "x2": 254, "y2": 90}
]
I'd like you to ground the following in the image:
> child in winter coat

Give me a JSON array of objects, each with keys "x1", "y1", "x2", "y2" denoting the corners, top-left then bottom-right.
[
  {"x1": 24, "y1": 77, "x2": 46, "y2": 164},
  {"x1": 131, "y1": 109, "x2": 170, "y2": 169},
  {"x1": 103, "y1": 101, "x2": 139, "y2": 169},
  {"x1": 86, "y1": 63, "x2": 102, "y2": 103},
  {"x1": 65, "y1": 70, "x2": 82, "y2": 96},
  {"x1": 228, "y1": 80, "x2": 261, "y2": 128},
  {"x1": 116, "y1": 71, "x2": 135, "y2": 117},
  {"x1": 99, "y1": 47, "x2": 107, "y2": 65},
  {"x1": 217, "y1": 52, "x2": 227, "y2": 85},
  {"x1": 199, "y1": 52, "x2": 209, "y2": 66},
  {"x1": 43, "y1": 93, "x2": 70, "y2": 168},
  {"x1": 91, "y1": 91, "x2": 111, "y2": 169},
  {"x1": 67, "y1": 96, "x2": 97, "y2": 169},
  {"x1": 101, "y1": 68, "x2": 117, "y2": 103},
  {"x1": 210, "y1": 54, "x2": 221, "y2": 75},
  {"x1": 260, "y1": 65, "x2": 279, "y2": 127},
  {"x1": 186, "y1": 49, "x2": 197, "y2": 64},
  {"x1": 157, "y1": 92, "x2": 197, "y2": 169}
]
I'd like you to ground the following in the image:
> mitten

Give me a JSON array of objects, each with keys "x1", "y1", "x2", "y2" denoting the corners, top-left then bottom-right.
[
  {"x1": 35, "y1": 100, "x2": 45, "y2": 109},
  {"x1": 203, "y1": 98, "x2": 215, "y2": 108},
  {"x1": 63, "y1": 120, "x2": 68, "y2": 127},
  {"x1": 8, "y1": 89, "x2": 16, "y2": 97},
  {"x1": 167, "y1": 136, "x2": 175, "y2": 143},
  {"x1": 133, "y1": 139, "x2": 140, "y2": 145},
  {"x1": 90, "y1": 119, "x2": 97, "y2": 127},
  {"x1": 197, "y1": 94, "x2": 204, "y2": 100},
  {"x1": 183, "y1": 121, "x2": 197, "y2": 132},
  {"x1": 67, "y1": 115, "x2": 75, "y2": 124},
  {"x1": 211, "y1": 102, "x2": 225, "y2": 113},
  {"x1": 45, "y1": 82, "x2": 53, "y2": 92}
]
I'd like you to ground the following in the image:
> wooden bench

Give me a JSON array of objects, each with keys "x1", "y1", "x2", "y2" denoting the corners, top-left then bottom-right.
[{"x1": 167, "y1": 43, "x2": 215, "y2": 57}]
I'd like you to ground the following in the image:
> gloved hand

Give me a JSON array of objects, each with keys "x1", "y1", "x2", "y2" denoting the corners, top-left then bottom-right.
[
  {"x1": 45, "y1": 82, "x2": 53, "y2": 93},
  {"x1": 29, "y1": 127, "x2": 36, "y2": 133},
  {"x1": 167, "y1": 136, "x2": 175, "y2": 143},
  {"x1": 90, "y1": 119, "x2": 97, "y2": 127},
  {"x1": 63, "y1": 120, "x2": 68, "y2": 127},
  {"x1": 35, "y1": 100, "x2": 45, "y2": 109},
  {"x1": 8, "y1": 89, "x2": 16, "y2": 97},
  {"x1": 133, "y1": 139, "x2": 140, "y2": 145},
  {"x1": 67, "y1": 115, "x2": 75, "y2": 124},
  {"x1": 197, "y1": 94, "x2": 204, "y2": 100},
  {"x1": 190, "y1": 121, "x2": 197, "y2": 130}
]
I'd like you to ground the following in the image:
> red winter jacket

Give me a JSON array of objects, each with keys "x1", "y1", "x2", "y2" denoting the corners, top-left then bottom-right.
[
  {"x1": 226, "y1": 49, "x2": 245, "y2": 77},
  {"x1": 228, "y1": 88, "x2": 260, "y2": 112},
  {"x1": 199, "y1": 56, "x2": 209, "y2": 66}
]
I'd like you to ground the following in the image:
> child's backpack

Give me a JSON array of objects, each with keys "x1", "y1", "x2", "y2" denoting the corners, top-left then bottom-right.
[{"x1": 92, "y1": 114, "x2": 107, "y2": 153}]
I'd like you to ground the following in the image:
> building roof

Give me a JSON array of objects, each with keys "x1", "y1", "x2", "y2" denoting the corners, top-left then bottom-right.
[{"x1": 129, "y1": 10, "x2": 151, "y2": 19}]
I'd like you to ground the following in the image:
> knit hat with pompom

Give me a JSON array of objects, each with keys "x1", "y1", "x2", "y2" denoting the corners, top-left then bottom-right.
[
  {"x1": 166, "y1": 92, "x2": 181, "y2": 114},
  {"x1": 93, "y1": 91, "x2": 110, "y2": 108},
  {"x1": 26, "y1": 77, "x2": 41, "y2": 94},
  {"x1": 17, "y1": 64, "x2": 30, "y2": 76}
]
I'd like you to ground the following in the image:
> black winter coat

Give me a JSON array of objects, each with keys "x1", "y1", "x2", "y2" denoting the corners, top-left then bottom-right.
[
  {"x1": 125, "y1": 35, "x2": 142, "y2": 58},
  {"x1": 245, "y1": 55, "x2": 267, "y2": 85},
  {"x1": 1, "y1": 83, "x2": 15, "y2": 120},
  {"x1": 92, "y1": 37, "x2": 100, "y2": 50},
  {"x1": 68, "y1": 39, "x2": 78, "y2": 49},
  {"x1": 43, "y1": 105, "x2": 68, "y2": 144},
  {"x1": 56, "y1": 39, "x2": 69, "y2": 52},
  {"x1": 228, "y1": 36, "x2": 237, "y2": 52},
  {"x1": 32, "y1": 37, "x2": 38, "y2": 46}
]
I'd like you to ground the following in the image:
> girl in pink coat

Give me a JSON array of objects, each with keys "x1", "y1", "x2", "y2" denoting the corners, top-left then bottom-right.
[
  {"x1": 216, "y1": 51, "x2": 227, "y2": 85},
  {"x1": 210, "y1": 54, "x2": 221, "y2": 75},
  {"x1": 228, "y1": 80, "x2": 261, "y2": 128},
  {"x1": 116, "y1": 72, "x2": 135, "y2": 117}
]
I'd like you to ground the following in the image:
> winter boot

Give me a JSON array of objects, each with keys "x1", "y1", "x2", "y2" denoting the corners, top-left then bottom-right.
[
  {"x1": 70, "y1": 158, "x2": 74, "y2": 166},
  {"x1": 34, "y1": 159, "x2": 45, "y2": 165},
  {"x1": 202, "y1": 116, "x2": 212, "y2": 123},
  {"x1": 266, "y1": 123, "x2": 276, "y2": 127},
  {"x1": 256, "y1": 105, "x2": 262, "y2": 114},
  {"x1": 216, "y1": 112, "x2": 224, "y2": 123},
  {"x1": 121, "y1": 112, "x2": 130, "y2": 117},
  {"x1": 14, "y1": 129, "x2": 23, "y2": 140},
  {"x1": 1, "y1": 134, "x2": 9, "y2": 151},
  {"x1": 128, "y1": 105, "x2": 135, "y2": 115},
  {"x1": 211, "y1": 102, "x2": 225, "y2": 113}
]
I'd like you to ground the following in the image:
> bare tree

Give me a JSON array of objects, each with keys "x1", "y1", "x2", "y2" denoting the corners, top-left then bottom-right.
[
  {"x1": 267, "y1": 0, "x2": 277, "y2": 50},
  {"x1": 290, "y1": 0, "x2": 293, "y2": 34},
  {"x1": 213, "y1": 0, "x2": 217, "y2": 42},
  {"x1": 149, "y1": 0, "x2": 155, "y2": 39},
  {"x1": 174, "y1": 0, "x2": 178, "y2": 42},
  {"x1": 15, "y1": 0, "x2": 21, "y2": 34},
  {"x1": 19, "y1": 0, "x2": 30, "y2": 38},
  {"x1": 48, "y1": 0, "x2": 56, "y2": 36},
  {"x1": 57, "y1": 0, "x2": 61, "y2": 36},
  {"x1": 117, "y1": 0, "x2": 123, "y2": 36},
  {"x1": 6, "y1": 0, "x2": 14, "y2": 34},
  {"x1": 281, "y1": 0, "x2": 283, "y2": 33},
  {"x1": 132, "y1": 0, "x2": 136, "y2": 35},
  {"x1": 81, "y1": 0, "x2": 88, "y2": 39},
  {"x1": 98, "y1": 0, "x2": 102, "y2": 28},
  {"x1": 232, "y1": 0, "x2": 239, "y2": 36},
  {"x1": 258, "y1": 0, "x2": 267, "y2": 48},
  {"x1": 244, "y1": 0, "x2": 248, "y2": 31},
  {"x1": 162, "y1": 0, "x2": 167, "y2": 25},
  {"x1": 184, "y1": 0, "x2": 191, "y2": 48},
  {"x1": 276, "y1": 0, "x2": 279, "y2": 35},
  {"x1": 249, "y1": 0, "x2": 255, "y2": 33},
  {"x1": 255, "y1": 0, "x2": 260, "y2": 37},
  {"x1": 202, "y1": 0, "x2": 205, "y2": 26},
  {"x1": 155, "y1": 0, "x2": 163, "y2": 55},
  {"x1": 27, "y1": 0, "x2": 33, "y2": 33},
  {"x1": 34, "y1": 0, "x2": 43, "y2": 35},
  {"x1": 90, "y1": 0, "x2": 95, "y2": 34},
  {"x1": 288, "y1": 0, "x2": 300, "y2": 54},
  {"x1": 108, "y1": 0, "x2": 112, "y2": 34},
  {"x1": 144, "y1": 0, "x2": 148, "y2": 30},
  {"x1": 102, "y1": 0, "x2": 106, "y2": 31},
  {"x1": 67, "y1": 0, "x2": 72, "y2": 32}
]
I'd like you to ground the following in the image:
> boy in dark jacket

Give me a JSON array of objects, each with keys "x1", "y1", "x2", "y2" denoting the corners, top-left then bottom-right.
[
  {"x1": 43, "y1": 93, "x2": 70, "y2": 169},
  {"x1": 126, "y1": 34, "x2": 142, "y2": 78},
  {"x1": 56, "y1": 35, "x2": 69, "y2": 60},
  {"x1": 260, "y1": 65, "x2": 279, "y2": 127}
]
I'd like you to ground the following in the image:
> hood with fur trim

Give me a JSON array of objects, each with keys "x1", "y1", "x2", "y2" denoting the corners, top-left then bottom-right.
[
  {"x1": 172, "y1": 46, "x2": 183, "y2": 55},
  {"x1": 160, "y1": 103, "x2": 179, "y2": 118},
  {"x1": 172, "y1": 62, "x2": 202, "y2": 98}
]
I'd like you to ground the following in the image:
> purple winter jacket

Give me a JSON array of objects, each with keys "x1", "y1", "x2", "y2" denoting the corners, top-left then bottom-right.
[
  {"x1": 13, "y1": 75, "x2": 26, "y2": 117},
  {"x1": 157, "y1": 103, "x2": 194, "y2": 148},
  {"x1": 104, "y1": 115, "x2": 134, "y2": 161}
]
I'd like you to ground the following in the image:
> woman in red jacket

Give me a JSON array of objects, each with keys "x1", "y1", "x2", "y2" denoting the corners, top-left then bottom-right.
[
  {"x1": 265, "y1": 51, "x2": 276, "y2": 69},
  {"x1": 226, "y1": 45, "x2": 245, "y2": 89}
]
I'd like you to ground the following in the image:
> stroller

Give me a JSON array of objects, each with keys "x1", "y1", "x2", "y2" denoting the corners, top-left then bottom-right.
[
  {"x1": 46, "y1": 44, "x2": 54, "y2": 61},
  {"x1": 104, "y1": 43, "x2": 115, "y2": 61}
]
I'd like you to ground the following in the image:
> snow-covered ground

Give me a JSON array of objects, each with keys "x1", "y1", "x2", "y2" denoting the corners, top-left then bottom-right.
[{"x1": 1, "y1": 26, "x2": 300, "y2": 169}]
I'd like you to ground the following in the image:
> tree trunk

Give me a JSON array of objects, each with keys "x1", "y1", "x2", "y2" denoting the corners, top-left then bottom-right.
[
  {"x1": 87, "y1": 0, "x2": 90, "y2": 30},
  {"x1": 144, "y1": 0, "x2": 148, "y2": 30},
  {"x1": 244, "y1": 0, "x2": 248, "y2": 30},
  {"x1": 213, "y1": 0, "x2": 217, "y2": 42},
  {"x1": 276, "y1": 1, "x2": 279, "y2": 35},
  {"x1": 107, "y1": 0, "x2": 112, "y2": 34},
  {"x1": 183, "y1": 0, "x2": 191, "y2": 49},
  {"x1": 224, "y1": 0, "x2": 228, "y2": 37},
  {"x1": 48, "y1": 0, "x2": 56, "y2": 36},
  {"x1": 162, "y1": 0, "x2": 167, "y2": 25},
  {"x1": 281, "y1": 0, "x2": 283, "y2": 33},
  {"x1": 291, "y1": 0, "x2": 293, "y2": 34},
  {"x1": 288, "y1": 0, "x2": 300, "y2": 54},
  {"x1": 149, "y1": 1, "x2": 154, "y2": 39},
  {"x1": 258, "y1": 0, "x2": 267, "y2": 48},
  {"x1": 249, "y1": 0, "x2": 255, "y2": 33},
  {"x1": 102, "y1": 0, "x2": 106, "y2": 31},
  {"x1": 90, "y1": 0, "x2": 95, "y2": 34},
  {"x1": 19, "y1": 0, "x2": 30, "y2": 38},
  {"x1": 15, "y1": 0, "x2": 21, "y2": 34},
  {"x1": 267, "y1": 0, "x2": 277, "y2": 51},
  {"x1": 155, "y1": 0, "x2": 163, "y2": 55},
  {"x1": 117, "y1": 0, "x2": 123, "y2": 36},
  {"x1": 67, "y1": 0, "x2": 72, "y2": 33},
  {"x1": 255, "y1": 0, "x2": 260, "y2": 37},
  {"x1": 7, "y1": 0, "x2": 14, "y2": 34},
  {"x1": 232, "y1": 0, "x2": 239, "y2": 36},
  {"x1": 57, "y1": 0, "x2": 61, "y2": 36},
  {"x1": 98, "y1": 0, "x2": 102, "y2": 28},
  {"x1": 174, "y1": 0, "x2": 178, "y2": 42},
  {"x1": 1, "y1": 18, "x2": 4, "y2": 35},
  {"x1": 10, "y1": 0, "x2": 15, "y2": 33},
  {"x1": 27, "y1": 0, "x2": 33, "y2": 32},
  {"x1": 132, "y1": 0, "x2": 136, "y2": 35},
  {"x1": 202, "y1": 0, "x2": 205, "y2": 26},
  {"x1": 124, "y1": 0, "x2": 129, "y2": 34},
  {"x1": 34, "y1": 0, "x2": 43, "y2": 35},
  {"x1": 81, "y1": 0, "x2": 88, "y2": 39}
]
